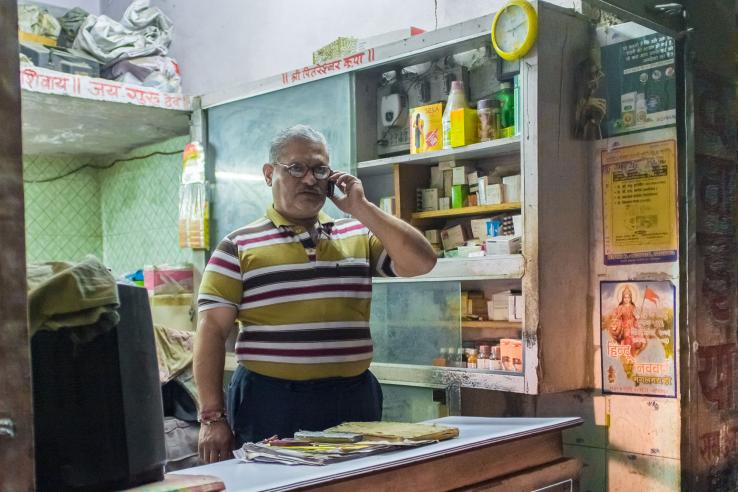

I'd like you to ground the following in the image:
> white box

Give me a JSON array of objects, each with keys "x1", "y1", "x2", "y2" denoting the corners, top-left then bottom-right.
[
  {"x1": 508, "y1": 294, "x2": 523, "y2": 322},
  {"x1": 442, "y1": 170, "x2": 453, "y2": 197},
  {"x1": 379, "y1": 196, "x2": 395, "y2": 214},
  {"x1": 485, "y1": 184, "x2": 503, "y2": 204},
  {"x1": 502, "y1": 174, "x2": 521, "y2": 202},
  {"x1": 419, "y1": 188, "x2": 439, "y2": 211},
  {"x1": 477, "y1": 177, "x2": 489, "y2": 205},
  {"x1": 485, "y1": 235, "x2": 521, "y2": 255},
  {"x1": 512, "y1": 214, "x2": 523, "y2": 236},
  {"x1": 466, "y1": 171, "x2": 479, "y2": 186},
  {"x1": 452, "y1": 166, "x2": 468, "y2": 186},
  {"x1": 439, "y1": 197, "x2": 451, "y2": 210},
  {"x1": 488, "y1": 291, "x2": 511, "y2": 321},
  {"x1": 430, "y1": 166, "x2": 442, "y2": 190},
  {"x1": 424, "y1": 229, "x2": 441, "y2": 244},
  {"x1": 470, "y1": 218, "x2": 490, "y2": 240}
]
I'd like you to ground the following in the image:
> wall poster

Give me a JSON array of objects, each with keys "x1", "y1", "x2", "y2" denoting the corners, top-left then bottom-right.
[
  {"x1": 601, "y1": 139, "x2": 678, "y2": 265},
  {"x1": 597, "y1": 22, "x2": 676, "y2": 138},
  {"x1": 601, "y1": 280, "x2": 676, "y2": 397}
]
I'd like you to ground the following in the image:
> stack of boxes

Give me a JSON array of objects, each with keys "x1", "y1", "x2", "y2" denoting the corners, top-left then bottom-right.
[{"x1": 459, "y1": 289, "x2": 524, "y2": 373}]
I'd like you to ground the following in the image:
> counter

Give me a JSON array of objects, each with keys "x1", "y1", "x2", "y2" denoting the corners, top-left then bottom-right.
[{"x1": 172, "y1": 416, "x2": 582, "y2": 491}]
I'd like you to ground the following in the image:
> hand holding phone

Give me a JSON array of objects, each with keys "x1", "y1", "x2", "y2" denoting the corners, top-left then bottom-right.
[{"x1": 326, "y1": 180, "x2": 335, "y2": 198}]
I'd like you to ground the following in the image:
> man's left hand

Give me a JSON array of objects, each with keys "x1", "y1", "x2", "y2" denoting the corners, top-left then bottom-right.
[{"x1": 328, "y1": 171, "x2": 369, "y2": 215}]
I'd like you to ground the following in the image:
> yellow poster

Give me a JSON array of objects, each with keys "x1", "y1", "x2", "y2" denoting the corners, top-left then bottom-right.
[{"x1": 602, "y1": 140, "x2": 678, "y2": 265}]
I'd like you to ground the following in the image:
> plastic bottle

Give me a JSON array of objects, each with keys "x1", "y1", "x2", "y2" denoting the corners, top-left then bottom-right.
[
  {"x1": 495, "y1": 82, "x2": 515, "y2": 130},
  {"x1": 477, "y1": 99, "x2": 501, "y2": 141},
  {"x1": 442, "y1": 81, "x2": 468, "y2": 149},
  {"x1": 432, "y1": 347, "x2": 447, "y2": 367},
  {"x1": 467, "y1": 349, "x2": 478, "y2": 369},
  {"x1": 459, "y1": 347, "x2": 468, "y2": 368}
]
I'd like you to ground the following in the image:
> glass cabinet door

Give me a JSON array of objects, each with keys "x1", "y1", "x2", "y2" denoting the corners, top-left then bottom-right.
[{"x1": 371, "y1": 281, "x2": 461, "y2": 366}]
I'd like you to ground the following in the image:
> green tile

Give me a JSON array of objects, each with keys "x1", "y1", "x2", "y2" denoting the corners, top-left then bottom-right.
[{"x1": 24, "y1": 135, "x2": 193, "y2": 275}]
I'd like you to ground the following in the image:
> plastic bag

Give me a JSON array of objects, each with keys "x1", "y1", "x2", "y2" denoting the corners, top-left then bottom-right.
[{"x1": 73, "y1": 0, "x2": 173, "y2": 64}]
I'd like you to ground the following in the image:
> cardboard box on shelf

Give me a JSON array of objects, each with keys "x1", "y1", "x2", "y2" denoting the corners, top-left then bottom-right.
[
  {"x1": 439, "y1": 197, "x2": 451, "y2": 210},
  {"x1": 451, "y1": 184, "x2": 468, "y2": 208},
  {"x1": 502, "y1": 174, "x2": 521, "y2": 202},
  {"x1": 430, "y1": 166, "x2": 443, "y2": 190},
  {"x1": 500, "y1": 338, "x2": 523, "y2": 372},
  {"x1": 450, "y1": 107, "x2": 479, "y2": 147},
  {"x1": 379, "y1": 196, "x2": 396, "y2": 215},
  {"x1": 508, "y1": 293, "x2": 523, "y2": 322},
  {"x1": 442, "y1": 170, "x2": 453, "y2": 198},
  {"x1": 470, "y1": 218, "x2": 491, "y2": 240},
  {"x1": 451, "y1": 166, "x2": 466, "y2": 186},
  {"x1": 485, "y1": 235, "x2": 521, "y2": 255},
  {"x1": 409, "y1": 103, "x2": 444, "y2": 154},
  {"x1": 417, "y1": 188, "x2": 439, "y2": 211},
  {"x1": 438, "y1": 159, "x2": 473, "y2": 171},
  {"x1": 467, "y1": 291, "x2": 488, "y2": 318},
  {"x1": 477, "y1": 176, "x2": 489, "y2": 205},
  {"x1": 485, "y1": 183, "x2": 504, "y2": 204},
  {"x1": 466, "y1": 171, "x2": 479, "y2": 186},
  {"x1": 512, "y1": 214, "x2": 523, "y2": 236},
  {"x1": 441, "y1": 224, "x2": 467, "y2": 251},
  {"x1": 488, "y1": 291, "x2": 511, "y2": 321},
  {"x1": 424, "y1": 229, "x2": 441, "y2": 244}
]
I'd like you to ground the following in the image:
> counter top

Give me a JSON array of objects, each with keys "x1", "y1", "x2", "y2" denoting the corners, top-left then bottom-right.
[{"x1": 171, "y1": 416, "x2": 581, "y2": 492}]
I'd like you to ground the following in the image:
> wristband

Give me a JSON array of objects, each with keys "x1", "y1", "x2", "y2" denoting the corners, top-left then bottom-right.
[{"x1": 198, "y1": 409, "x2": 227, "y2": 425}]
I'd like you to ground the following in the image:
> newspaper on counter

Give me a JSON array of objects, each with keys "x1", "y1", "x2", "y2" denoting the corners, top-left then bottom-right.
[{"x1": 234, "y1": 438, "x2": 436, "y2": 466}]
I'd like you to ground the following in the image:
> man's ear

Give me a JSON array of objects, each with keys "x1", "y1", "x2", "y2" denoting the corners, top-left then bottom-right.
[{"x1": 263, "y1": 163, "x2": 274, "y2": 186}]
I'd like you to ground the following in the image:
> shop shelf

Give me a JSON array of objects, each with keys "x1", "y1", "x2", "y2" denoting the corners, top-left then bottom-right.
[
  {"x1": 461, "y1": 320, "x2": 522, "y2": 329},
  {"x1": 20, "y1": 66, "x2": 191, "y2": 156},
  {"x1": 371, "y1": 362, "x2": 526, "y2": 393},
  {"x1": 356, "y1": 136, "x2": 521, "y2": 176},
  {"x1": 411, "y1": 202, "x2": 521, "y2": 221},
  {"x1": 373, "y1": 254, "x2": 524, "y2": 283}
]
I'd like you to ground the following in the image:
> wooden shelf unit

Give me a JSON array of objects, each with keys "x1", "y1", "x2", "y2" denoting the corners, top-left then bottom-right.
[
  {"x1": 352, "y1": 3, "x2": 591, "y2": 395},
  {"x1": 462, "y1": 320, "x2": 522, "y2": 329},
  {"x1": 357, "y1": 137, "x2": 521, "y2": 176},
  {"x1": 412, "y1": 203, "x2": 521, "y2": 221}
]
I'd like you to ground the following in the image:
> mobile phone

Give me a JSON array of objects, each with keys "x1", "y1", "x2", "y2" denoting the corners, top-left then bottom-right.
[{"x1": 327, "y1": 180, "x2": 335, "y2": 198}]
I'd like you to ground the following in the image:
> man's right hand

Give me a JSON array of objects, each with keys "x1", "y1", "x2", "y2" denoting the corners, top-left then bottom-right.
[{"x1": 198, "y1": 421, "x2": 234, "y2": 464}]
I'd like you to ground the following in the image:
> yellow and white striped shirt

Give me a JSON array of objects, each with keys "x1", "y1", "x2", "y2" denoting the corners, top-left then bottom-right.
[{"x1": 198, "y1": 206, "x2": 395, "y2": 380}]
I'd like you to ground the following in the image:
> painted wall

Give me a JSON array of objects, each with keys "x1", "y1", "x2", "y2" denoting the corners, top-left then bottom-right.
[
  {"x1": 23, "y1": 155, "x2": 103, "y2": 263},
  {"x1": 23, "y1": 136, "x2": 195, "y2": 276},
  {"x1": 99, "y1": 135, "x2": 196, "y2": 276},
  {"x1": 100, "y1": 0, "x2": 580, "y2": 95}
]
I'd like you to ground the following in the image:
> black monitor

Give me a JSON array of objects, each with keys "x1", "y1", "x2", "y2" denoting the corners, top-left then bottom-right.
[{"x1": 32, "y1": 283, "x2": 166, "y2": 491}]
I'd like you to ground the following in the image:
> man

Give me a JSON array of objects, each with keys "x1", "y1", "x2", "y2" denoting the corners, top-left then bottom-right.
[{"x1": 195, "y1": 125, "x2": 437, "y2": 464}]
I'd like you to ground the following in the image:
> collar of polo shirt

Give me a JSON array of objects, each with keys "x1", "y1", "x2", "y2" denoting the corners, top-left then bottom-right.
[{"x1": 266, "y1": 205, "x2": 335, "y2": 233}]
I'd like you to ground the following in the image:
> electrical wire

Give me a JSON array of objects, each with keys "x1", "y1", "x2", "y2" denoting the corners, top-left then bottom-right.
[{"x1": 23, "y1": 149, "x2": 184, "y2": 184}]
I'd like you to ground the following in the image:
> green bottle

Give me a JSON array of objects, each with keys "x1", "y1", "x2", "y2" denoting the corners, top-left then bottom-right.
[{"x1": 495, "y1": 82, "x2": 515, "y2": 130}]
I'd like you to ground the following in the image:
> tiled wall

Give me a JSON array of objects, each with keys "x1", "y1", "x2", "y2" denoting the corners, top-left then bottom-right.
[
  {"x1": 24, "y1": 136, "x2": 197, "y2": 276},
  {"x1": 99, "y1": 136, "x2": 196, "y2": 276},
  {"x1": 23, "y1": 155, "x2": 103, "y2": 263}
]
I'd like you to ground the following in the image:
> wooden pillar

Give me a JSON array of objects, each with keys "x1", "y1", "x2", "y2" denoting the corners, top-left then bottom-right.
[
  {"x1": 0, "y1": 2, "x2": 34, "y2": 490},
  {"x1": 680, "y1": 1, "x2": 738, "y2": 489}
]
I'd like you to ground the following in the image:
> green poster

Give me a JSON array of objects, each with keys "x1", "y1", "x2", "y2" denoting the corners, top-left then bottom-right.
[{"x1": 598, "y1": 23, "x2": 676, "y2": 138}]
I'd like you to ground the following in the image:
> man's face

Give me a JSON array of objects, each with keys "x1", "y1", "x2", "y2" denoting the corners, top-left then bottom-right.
[{"x1": 263, "y1": 139, "x2": 331, "y2": 221}]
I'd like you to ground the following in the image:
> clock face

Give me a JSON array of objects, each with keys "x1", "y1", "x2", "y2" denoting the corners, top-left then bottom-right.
[{"x1": 494, "y1": 5, "x2": 529, "y2": 53}]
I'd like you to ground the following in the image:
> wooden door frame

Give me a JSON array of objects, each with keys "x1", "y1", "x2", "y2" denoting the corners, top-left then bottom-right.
[{"x1": 0, "y1": 2, "x2": 34, "y2": 489}]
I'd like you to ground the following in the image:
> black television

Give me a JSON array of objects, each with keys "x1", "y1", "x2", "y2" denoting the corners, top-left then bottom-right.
[{"x1": 31, "y1": 283, "x2": 166, "y2": 491}]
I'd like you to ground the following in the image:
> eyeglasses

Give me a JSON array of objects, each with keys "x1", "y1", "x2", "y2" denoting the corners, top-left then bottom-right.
[{"x1": 274, "y1": 161, "x2": 332, "y2": 180}]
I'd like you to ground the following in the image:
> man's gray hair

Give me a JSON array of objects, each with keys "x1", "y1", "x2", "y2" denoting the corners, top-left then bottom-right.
[{"x1": 269, "y1": 125, "x2": 328, "y2": 162}]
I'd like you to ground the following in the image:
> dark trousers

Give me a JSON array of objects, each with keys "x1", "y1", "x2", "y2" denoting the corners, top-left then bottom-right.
[{"x1": 227, "y1": 365, "x2": 383, "y2": 447}]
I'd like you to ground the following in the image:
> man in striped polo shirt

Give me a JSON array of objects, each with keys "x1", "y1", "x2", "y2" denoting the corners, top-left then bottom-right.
[{"x1": 195, "y1": 125, "x2": 436, "y2": 463}]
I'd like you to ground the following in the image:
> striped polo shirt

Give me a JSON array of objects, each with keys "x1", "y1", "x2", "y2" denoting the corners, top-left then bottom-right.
[{"x1": 198, "y1": 206, "x2": 396, "y2": 381}]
